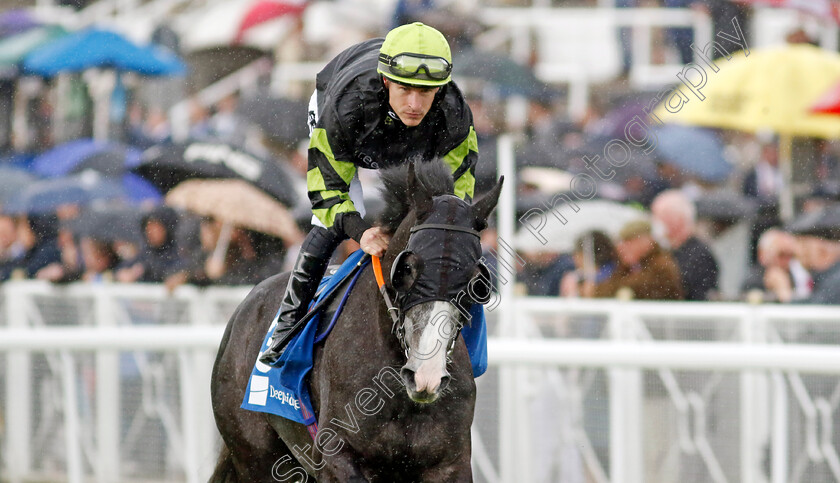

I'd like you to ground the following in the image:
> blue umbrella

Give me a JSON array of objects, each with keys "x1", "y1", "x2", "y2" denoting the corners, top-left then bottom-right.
[
  {"x1": 0, "y1": 9, "x2": 40, "y2": 38},
  {"x1": 23, "y1": 28, "x2": 186, "y2": 77},
  {"x1": 653, "y1": 125, "x2": 733, "y2": 183},
  {"x1": 0, "y1": 167, "x2": 35, "y2": 205},
  {"x1": 31, "y1": 138, "x2": 142, "y2": 178},
  {"x1": 122, "y1": 173, "x2": 162, "y2": 205},
  {"x1": 3, "y1": 172, "x2": 126, "y2": 215}
]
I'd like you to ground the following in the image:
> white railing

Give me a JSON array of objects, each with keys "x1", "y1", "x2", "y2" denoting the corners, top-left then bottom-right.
[{"x1": 3, "y1": 280, "x2": 840, "y2": 483}]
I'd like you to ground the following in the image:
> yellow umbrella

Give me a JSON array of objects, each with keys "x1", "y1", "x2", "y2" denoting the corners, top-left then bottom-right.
[
  {"x1": 655, "y1": 43, "x2": 840, "y2": 219},
  {"x1": 655, "y1": 43, "x2": 840, "y2": 137}
]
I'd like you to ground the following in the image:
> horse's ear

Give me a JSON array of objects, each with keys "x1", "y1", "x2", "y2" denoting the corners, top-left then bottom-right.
[
  {"x1": 408, "y1": 162, "x2": 432, "y2": 218},
  {"x1": 471, "y1": 176, "x2": 504, "y2": 227}
]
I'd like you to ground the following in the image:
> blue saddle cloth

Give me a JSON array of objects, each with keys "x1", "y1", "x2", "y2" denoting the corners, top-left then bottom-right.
[{"x1": 241, "y1": 249, "x2": 488, "y2": 428}]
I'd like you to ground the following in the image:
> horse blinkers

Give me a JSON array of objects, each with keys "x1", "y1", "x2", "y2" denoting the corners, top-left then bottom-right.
[{"x1": 390, "y1": 250, "x2": 423, "y2": 292}]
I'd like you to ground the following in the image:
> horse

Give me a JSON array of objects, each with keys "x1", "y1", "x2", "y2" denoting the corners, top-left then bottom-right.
[{"x1": 210, "y1": 160, "x2": 503, "y2": 482}]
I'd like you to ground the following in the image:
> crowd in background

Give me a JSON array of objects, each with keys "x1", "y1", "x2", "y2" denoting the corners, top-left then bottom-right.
[{"x1": 2, "y1": 0, "x2": 840, "y2": 307}]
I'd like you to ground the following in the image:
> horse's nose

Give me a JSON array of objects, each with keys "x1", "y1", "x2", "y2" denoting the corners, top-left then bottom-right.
[{"x1": 401, "y1": 365, "x2": 450, "y2": 402}]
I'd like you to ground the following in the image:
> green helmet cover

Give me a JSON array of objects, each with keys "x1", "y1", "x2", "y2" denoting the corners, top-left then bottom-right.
[{"x1": 378, "y1": 22, "x2": 452, "y2": 87}]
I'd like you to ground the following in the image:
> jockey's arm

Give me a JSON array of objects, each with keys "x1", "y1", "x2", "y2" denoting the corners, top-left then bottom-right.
[
  {"x1": 307, "y1": 117, "x2": 371, "y2": 243},
  {"x1": 442, "y1": 126, "x2": 479, "y2": 202}
]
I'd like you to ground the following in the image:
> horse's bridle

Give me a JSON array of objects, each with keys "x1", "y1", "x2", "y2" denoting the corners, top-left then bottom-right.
[{"x1": 375, "y1": 222, "x2": 482, "y2": 359}]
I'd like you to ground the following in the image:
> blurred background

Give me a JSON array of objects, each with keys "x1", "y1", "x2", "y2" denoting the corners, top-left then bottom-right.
[{"x1": 3, "y1": 0, "x2": 840, "y2": 482}]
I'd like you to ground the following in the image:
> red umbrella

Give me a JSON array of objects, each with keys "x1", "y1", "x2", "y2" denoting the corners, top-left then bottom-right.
[
  {"x1": 811, "y1": 79, "x2": 840, "y2": 115},
  {"x1": 235, "y1": 0, "x2": 306, "y2": 44},
  {"x1": 732, "y1": 0, "x2": 840, "y2": 23}
]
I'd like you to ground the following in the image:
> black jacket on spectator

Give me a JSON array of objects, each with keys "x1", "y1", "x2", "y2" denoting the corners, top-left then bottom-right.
[
  {"x1": 802, "y1": 261, "x2": 840, "y2": 305},
  {"x1": 24, "y1": 215, "x2": 62, "y2": 277},
  {"x1": 520, "y1": 254, "x2": 575, "y2": 296},
  {"x1": 673, "y1": 236, "x2": 719, "y2": 301},
  {"x1": 139, "y1": 207, "x2": 185, "y2": 282},
  {"x1": 0, "y1": 214, "x2": 63, "y2": 280}
]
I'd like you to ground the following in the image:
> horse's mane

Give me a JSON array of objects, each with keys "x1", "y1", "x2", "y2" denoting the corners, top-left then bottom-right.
[{"x1": 378, "y1": 160, "x2": 455, "y2": 234}]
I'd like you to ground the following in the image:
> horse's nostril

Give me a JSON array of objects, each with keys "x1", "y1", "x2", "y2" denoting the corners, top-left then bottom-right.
[
  {"x1": 400, "y1": 367, "x2": 416, "y2": 391},
  {"x1": 439, "y1": 374, "x2": 451, "y2": 392}
]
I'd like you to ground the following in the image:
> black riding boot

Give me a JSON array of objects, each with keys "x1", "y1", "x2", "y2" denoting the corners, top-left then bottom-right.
[{"x1": 259, "y1": 227, "x2": 342, "y2": 365}]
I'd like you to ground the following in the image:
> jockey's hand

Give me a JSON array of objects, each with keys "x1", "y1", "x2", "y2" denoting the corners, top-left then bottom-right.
[{"x1": 360, "y1": 226, "x2": 391, "y2": 258}]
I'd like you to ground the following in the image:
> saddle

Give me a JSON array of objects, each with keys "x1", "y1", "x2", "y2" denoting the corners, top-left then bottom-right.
[{"x1": 241, "y1": 250, "x2": 369, "y2": 437}]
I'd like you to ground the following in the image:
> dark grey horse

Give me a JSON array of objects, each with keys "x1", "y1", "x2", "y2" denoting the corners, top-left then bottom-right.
[{"x1": 210, "y1": 160, "x2": 502, "y2": 482}]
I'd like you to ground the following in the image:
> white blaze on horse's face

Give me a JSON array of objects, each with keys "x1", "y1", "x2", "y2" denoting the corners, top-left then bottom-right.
[{"x1": 400, "y1": 301, "x2": 459, "y2": 404}]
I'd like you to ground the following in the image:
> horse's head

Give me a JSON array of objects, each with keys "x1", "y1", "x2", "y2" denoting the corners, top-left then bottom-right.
[{"x1": 380, "y1": 162, "x2": 502, "y2": 404}]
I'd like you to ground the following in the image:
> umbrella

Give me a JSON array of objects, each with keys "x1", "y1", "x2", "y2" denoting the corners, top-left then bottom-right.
[
  {"x1": 165, "y1": 179, "x2": 303, "y2": 243},
  {"x1": 810, "y1": 78, "x2": 840, "y2": 115},
  {"x1": 122, "y1": 174, "x2": 162, "y2": 205},
  {"x1": 695, "y1": 190, "x2": 759, "y2": 222},
  {"x1": 3, "y1": 172, "x2": 125, "y2": 215},
  {"x1": 23, "y1": 28, "x2": 186, "y2": 77},
  {"x1": 454, "y1": 49, "x2": 556, "y2": 100},
  {"x1": 64, "y1": 204, "x2": 144, "y2": 245},
  {"x1": 176, "y1": 0, "x2": 303, "y2": 52},
  {"x1": 655, "y1": 44, "x2": 840, "y2": 138},
  {"x1": 0, "y1": 167, "x2": 35, "y2": 206},
  {"x1": 519, "y1": 167, "x2": 575, "y2": 194},
  {"x1": 655, "y1": 43, "x2": 840, "y2": 218},
  {"x1": 235, "y1": 0, "x2": 306, "y2": 44},
  {"x1": 132, "y1": 141, "x2": 298, "y2": 207},
  {"x1": 514, "y1": 199, "x2": 648, "y2": 253},
  {"x1": 0, "y1": 9, "x2": 40, "y2": 38},
  {"x1": 0, "y1": 25, "x2": 67, "y2": 77},
  {"x1": 786, "y1": 203, "x2": 840, "y2": 239},
  {"x1": 31, "y1": 138, "x2": 142, "y2": 178},
  {"x1": 237, "y1": 95, "x2": 309, "y2": 148},
  {"x1": 652, "y1": 125, "x2": 732, "y2": 183}
]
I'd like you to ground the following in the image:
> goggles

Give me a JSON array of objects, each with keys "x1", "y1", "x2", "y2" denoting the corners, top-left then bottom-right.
[{"x1": 379, "y1": 53, "x2": 452, "y2": 82}]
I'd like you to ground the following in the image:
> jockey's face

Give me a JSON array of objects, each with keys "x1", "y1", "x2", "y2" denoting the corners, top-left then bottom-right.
[{"x1": 383, "y1": 78, "x2": 439, "y2": 127}]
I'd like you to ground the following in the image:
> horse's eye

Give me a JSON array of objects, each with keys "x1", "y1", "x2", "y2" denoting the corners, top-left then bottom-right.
[{"x1": 390, "y1": 251, "x2": 424, "y2": 292}]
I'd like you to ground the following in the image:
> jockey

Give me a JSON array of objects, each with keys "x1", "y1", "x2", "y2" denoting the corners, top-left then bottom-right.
[{"x1": 260, "y1": 22, "x2": 478, "y2": 365}]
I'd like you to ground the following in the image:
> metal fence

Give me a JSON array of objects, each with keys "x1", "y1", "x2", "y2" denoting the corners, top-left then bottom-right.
[{"x1": 3, "y1": 281, "x2": 840, "y2": 482}]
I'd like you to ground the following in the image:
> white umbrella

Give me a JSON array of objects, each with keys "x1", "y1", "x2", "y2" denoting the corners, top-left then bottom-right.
[{"x1": 515, "y1": 199, "x2": 648, "y2": 254}]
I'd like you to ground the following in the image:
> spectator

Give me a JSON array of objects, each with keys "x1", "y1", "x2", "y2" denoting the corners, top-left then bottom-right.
[
  {"x1": 742, "y1": 228, "x2": 812, "y2": 303},
  {"x1": 742, "y1": 140, "x2": 782, "y2": 202},
  {"x1": 197, "y1": 219, "x2": 287, "y2": 286},
  {"x1": 7, "y1": 214, "x2": 63, "y2": 280},
  {"x1": 209, "y1": 94, "x2": 246, "y2": 144},
  {"x1": 0, "y1": 214, "x2": 21, "y2": 269},
  {"x1": 594, "y1": 220, "x2": 684, "y2": 300},
  {"x1": 561, "y1": 230, "x2": 618, "y2": 298},
  {"x1": 35, "y1": 228, "x2": 82, "y2": 283},
  {"x1": 79, "y1": 236, "x2": 119, "y2": 282},
  {"x1": 787, "y1": 207, "x2": 840, "y2": 304},
  {"x1": 663, "y1": 0, "x2": 694, "y2": 65},
  {"x1": 117, "y1": 207, "x2": 187, "y2": 290},
  {"x1": 651, "y1": 189, "x2": 719, "y2": 300},
  {"x1": 518, "y1": 250, "x2": 575, "y2": 297}
]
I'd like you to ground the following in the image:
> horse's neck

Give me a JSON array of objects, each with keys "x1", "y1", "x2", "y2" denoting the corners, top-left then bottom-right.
[{"x1": 357, "y1": 262, "x2": 404, "y2": 355}]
